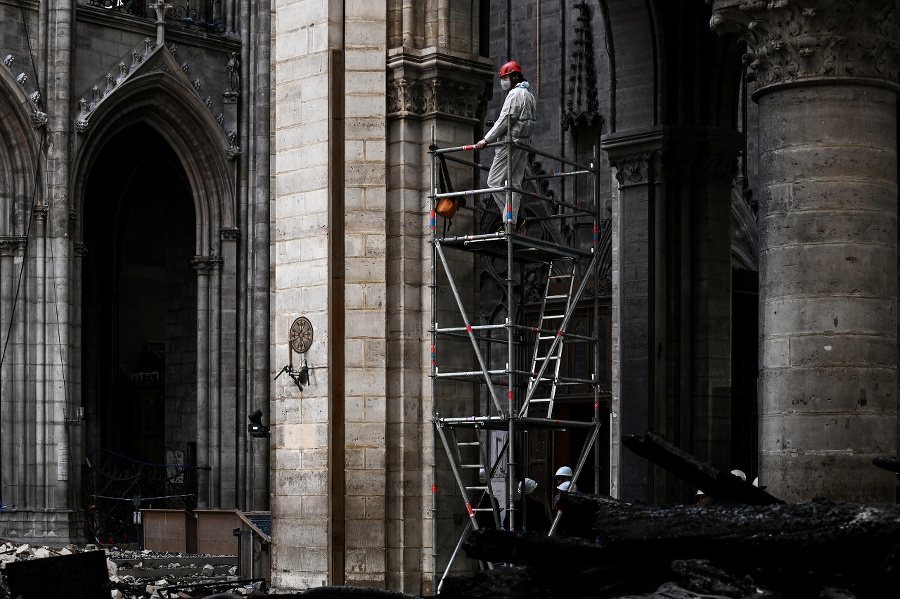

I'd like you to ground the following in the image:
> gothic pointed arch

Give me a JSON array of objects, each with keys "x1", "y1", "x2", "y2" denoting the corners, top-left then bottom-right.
[
  {"x1": 0, "y1": 58, "x2": 43, "y2": 237},
  {"x1": 71, "y1": 43, "x2": 242, "y2": 511},
  {"x1": 71, "y1": 44, "x2": 236, "y2": 255}
]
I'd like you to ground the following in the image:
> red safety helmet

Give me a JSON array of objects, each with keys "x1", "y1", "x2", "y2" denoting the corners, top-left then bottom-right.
[{"x1": 499, "y1": 61, "x2": 523, "y2": 77}]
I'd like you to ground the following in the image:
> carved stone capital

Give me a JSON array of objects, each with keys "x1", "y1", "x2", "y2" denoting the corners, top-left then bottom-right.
[
  {"x1": 610, "y1": 152, "x2": 650, "y2": 186},
  {"x1": 711, "y1": 0, "x2": 900, "y2": 95},
  {"x1": 0, "y1": 237, "x2": 27, "y2": 257},
  {"x1": 220, "y1": 228, "x2": 240, "y2": 242},
  {"x1": 192, "y1": 255, "x2": 222, "y2": 274},
  {"x1": 74, "y1": 243, "x2": 89, "y2": 258},
  {"x1": 32, "y1": 204, "x2": 49, "y2": 222},
  {"x1": 387, "y1": 76, "x2": 491, "y2": 122},
  {"x1": 386, "y1": 50, "x2": 494, "y2": 124}
]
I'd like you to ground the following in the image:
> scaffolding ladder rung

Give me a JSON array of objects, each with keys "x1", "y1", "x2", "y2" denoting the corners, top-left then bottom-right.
[
  {"x1": 465, "y1": 486, "x2": 490, "y2": 491},
  {"x1": 461, "y1": 464, "x2": 483, "y2": 469},
  {"x1": 472, "y1": 508, "x2": 495, "y2": 513},
  {"x1": 542, "y1": 315, "x2": 564, "y2": 320},
  {"x1": 457, "y1": 441, "x2": 480, "y2": 446},
  {"x1": 533, "y1": 356, "x2": 559, "y2": 362},
  {"x1": 546, "y1": 294, "x2": 568, "y2": 300},
  {"x1": 529, "y1": 398, "x2": 552, "y2": 403},
  {"x1": 548, "y1": 274, "x2": 572, "y2": 279},
  {"x1": 538, "y1": 335, "x2": 556, "y2": 340}
]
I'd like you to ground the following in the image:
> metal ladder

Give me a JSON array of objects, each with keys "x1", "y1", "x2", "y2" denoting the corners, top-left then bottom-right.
[
  {"x1": 521, "y1": 258, "x2": 577, "y2": 418},
  {"x1": 434, "y1": 422, "x2": 502, "y2": 531}
]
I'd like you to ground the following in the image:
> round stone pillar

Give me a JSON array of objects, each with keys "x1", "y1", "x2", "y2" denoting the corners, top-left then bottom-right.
[{"x1": 712, "y1": 0, "x2": 899, "y2": 502}]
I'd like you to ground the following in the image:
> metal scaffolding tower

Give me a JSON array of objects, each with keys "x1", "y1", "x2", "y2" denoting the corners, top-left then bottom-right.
[{"x1": 428, "y1": 123, "x2": 604, "y2": 589}]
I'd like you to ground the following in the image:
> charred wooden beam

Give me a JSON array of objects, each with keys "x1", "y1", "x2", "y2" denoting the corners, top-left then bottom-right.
[
  {"x1": 623, "y1": 432, "x2": 783, "y2": 505},
  {"x1": 464, "y1": 501, "x2": 900, "y2": 595},
  {"x1": 873, "y1": 456, "x2": 900, "y2": 474}
]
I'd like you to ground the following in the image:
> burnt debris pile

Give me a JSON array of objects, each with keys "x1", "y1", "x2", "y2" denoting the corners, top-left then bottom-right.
[{"x1": 436, "y1": 433, "x2": 900, "y2": 599}]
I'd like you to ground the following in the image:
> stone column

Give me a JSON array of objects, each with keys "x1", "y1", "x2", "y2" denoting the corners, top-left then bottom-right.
[
  {"x1": 602, "y1": 132, "x2": 666, "y2": 503},
  {"x1": 712, "y1": 0, "x2": 899, "y2": 502}
]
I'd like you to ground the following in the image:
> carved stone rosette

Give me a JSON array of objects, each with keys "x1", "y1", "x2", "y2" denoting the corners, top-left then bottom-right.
[{"x1": 711, "y1": 0, "x2": 900, "y2": 95}]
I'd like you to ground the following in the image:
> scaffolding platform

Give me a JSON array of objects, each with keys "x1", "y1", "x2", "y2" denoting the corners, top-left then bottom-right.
[{"x1": 428, "y1": 123, "x2": 605, "y2": 589}]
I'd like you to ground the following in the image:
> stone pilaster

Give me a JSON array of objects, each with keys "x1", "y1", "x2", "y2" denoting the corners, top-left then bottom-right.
[
  {"x1": 603, "y1": 125, "x2": 741, "y2": 504},
  {"x1": 386, "y1": 46, "x2": 492, "y2": 593},
  {"x1": 712, "y1": 0, "x2": 899, "y2": 502}
]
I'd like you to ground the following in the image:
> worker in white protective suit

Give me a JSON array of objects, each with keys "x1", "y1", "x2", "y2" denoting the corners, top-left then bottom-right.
[{"x1": 474, "y1": 60, "x2": 536, "y2": 232}]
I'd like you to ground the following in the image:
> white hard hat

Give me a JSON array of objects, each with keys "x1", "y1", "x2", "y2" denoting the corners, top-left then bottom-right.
[
  {"x1": 730, "y1": 469, "x2": 746, "y2": 482},
  {"x1": 555, "y1": 466, "x2": 573, "y2": 477},
  {"x1": 519, "y1": 478, "x2": 537, "y2": 495},
  {"x1": 557, "y1": 481, "x2": 571, "y2": 492}
]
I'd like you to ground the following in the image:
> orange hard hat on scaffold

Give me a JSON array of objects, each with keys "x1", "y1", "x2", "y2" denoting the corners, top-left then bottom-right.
[{"x1": 499, "y1": 61, "x2": 523, "y2": 77}]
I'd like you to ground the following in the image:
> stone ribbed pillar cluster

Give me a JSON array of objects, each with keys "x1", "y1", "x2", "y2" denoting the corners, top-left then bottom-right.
[{"x1": 712, "y1": 0, "x2": 899, "y2": 502}]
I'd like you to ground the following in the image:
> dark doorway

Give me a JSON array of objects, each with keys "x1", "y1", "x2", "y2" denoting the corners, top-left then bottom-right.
[{"x1": 81, "y1": 122, "x2": 197, "y2": 470}]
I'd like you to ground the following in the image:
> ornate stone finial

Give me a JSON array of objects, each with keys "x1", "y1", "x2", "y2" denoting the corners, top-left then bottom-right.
[
  {"x1": 181, "y1": 62, "x2": 189, "y2": 75},
  {"x1": 563, "y1": 1, "x2": 602, "y2": 132},
  {"x1": 106, "y1": 73, "x2": 116, "y2": 93},
  {"x1": 149, "y1": 1, "x2": 173, "y2": 46},
  {"x1": 215, "y1": 113, "x2": 224, "y2": 126},
  {"x1": 29, "y1": 90, "x2": 41, "y2": 108},
  {"x1": 710, "y1": 0, "x2": 900, "y2": 94},
  {"x1": 79, "y1": 98, "x2": 89, "y2": 116},
  {"x1": 118, "y1": 61, "x2": 129, "y2": 81},
  {"x1": 204, "y1": 96, "x2": 213, "y2": 110},
  {"x1": 144, "y1": 38, "x2": 155, "y2": 56},
  {"x1": 227, "y1": 130, "x2": 237, "y2": 145},
  {"x1": 2, "y1": 55, "x2": 13, "y2": 69},
  {"x1": 132, "y1": 50, "x2": 142, "y2": 67},
  {"x1": 16, "y1": 73, "x2": 26, "y2": 88},
  {"x1": 192, "y1": 79, "x2": 202, "y2": 93},
  {"x1": 91, "y1": 85, "x2": 103, "y2": 104},
  {"x1": 168, "y1": 44, "x2": 177, "y2": 58},
  {"x1": 226, "y1": 52, "x2": 240, "y2": 93}
]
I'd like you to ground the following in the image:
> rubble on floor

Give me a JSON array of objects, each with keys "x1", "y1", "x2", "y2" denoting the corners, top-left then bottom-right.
[{"x1": 0, "y1": 540, "x2": 264, "y2": 598}]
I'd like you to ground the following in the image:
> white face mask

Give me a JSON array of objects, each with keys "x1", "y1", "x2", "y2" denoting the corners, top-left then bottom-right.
[{"x1": 501, "y1": 79, "x2": 512, "y2": 92}]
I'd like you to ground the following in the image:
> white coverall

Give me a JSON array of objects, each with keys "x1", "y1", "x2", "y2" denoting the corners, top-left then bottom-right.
[{"x1": 483, "y1": 81, "x2": 536, "y2": 224}]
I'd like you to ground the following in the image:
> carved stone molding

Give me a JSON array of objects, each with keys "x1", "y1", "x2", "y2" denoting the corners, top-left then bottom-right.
[
  {"x1": 1, "y1": 54, "x2": 47, "y2": 129},
  {"x1": 0, "y1": 237, "x2": 27, "y2": 257},
  {"x1": 711, "y1": 0, "x2": 900, "y2": 94},
  {"x1": 192, "y1": 255, "x2": 222, "y2": 274},
  {"x1": 74, "y1": 243, "x2": 89, "y2": 258}
]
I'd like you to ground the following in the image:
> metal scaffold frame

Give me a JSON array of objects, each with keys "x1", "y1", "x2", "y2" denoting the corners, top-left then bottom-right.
[{"x1": 427, "y1": 122, "x2": 604, "y2": 590}]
